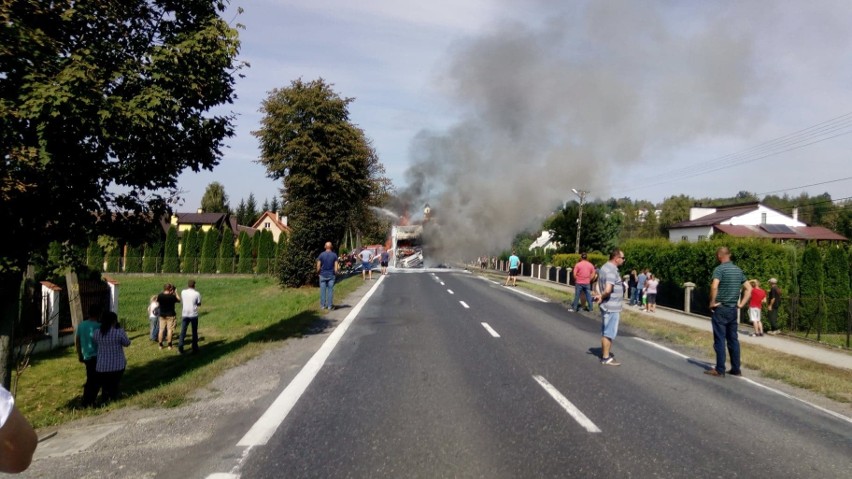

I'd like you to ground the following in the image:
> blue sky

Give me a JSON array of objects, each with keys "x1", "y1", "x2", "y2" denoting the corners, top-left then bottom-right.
[{"x1": 177, "y1": 0, "x2": 852, "y2": 222}]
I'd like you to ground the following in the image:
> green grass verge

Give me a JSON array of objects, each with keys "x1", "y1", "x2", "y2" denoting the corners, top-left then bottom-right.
[{"x1": 15, "y1": 274, "x2": 363, "y2": 429}]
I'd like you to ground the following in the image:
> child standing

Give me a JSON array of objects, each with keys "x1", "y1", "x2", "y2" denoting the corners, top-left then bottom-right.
[
  {"x1": 748, "y1": 279, "x2": 767, "y2": 336},
  {"x1": 147, "y1": 295, "x2": 159, "y2": 342}
]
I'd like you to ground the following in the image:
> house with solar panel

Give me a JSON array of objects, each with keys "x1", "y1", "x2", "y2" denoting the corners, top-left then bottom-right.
[{"x1": 667, "y1": 201, "x2": 847, "y2": 244}]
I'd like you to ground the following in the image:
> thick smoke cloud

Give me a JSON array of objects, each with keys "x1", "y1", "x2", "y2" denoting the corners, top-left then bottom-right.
[{"x1": 402, "y1": 0, "x2": 767, "y2": 261}]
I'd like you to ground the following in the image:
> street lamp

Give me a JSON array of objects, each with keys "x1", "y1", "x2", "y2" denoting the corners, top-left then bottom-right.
[{"x1": 571, "y1": 188, "x2": 588, "y2": 254}]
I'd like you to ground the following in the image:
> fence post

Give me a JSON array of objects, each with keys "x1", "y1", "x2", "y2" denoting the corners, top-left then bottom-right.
[
  {"x1": 847, "y1": 298, "x2": 851, "y2": 349},
  {"x1": 682, "y1": 282, "x2": 695, "y2": 314}
]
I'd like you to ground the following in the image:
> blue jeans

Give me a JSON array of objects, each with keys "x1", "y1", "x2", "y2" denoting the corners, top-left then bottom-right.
[
  {"x1": 628, "y1": 287, "x2": 638, "y2": 305},
  {"x1": 711, "y1": 305, "x2": 741, "y2": 374},
  {"x1": 319, "y1": 274, "x2": 335, "y2": 309},
  {"x1": 149, "y1": 316, "x2": 159, "y2": 340},
  {"x1": 572, "y1": 283, "x2": 593, "y2": 311},
  {"x1": 179, "y1": 316, "x2": 199, "y2": 353}
]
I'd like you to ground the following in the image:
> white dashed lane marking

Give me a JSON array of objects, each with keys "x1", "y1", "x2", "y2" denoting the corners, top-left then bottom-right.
[
  {"x1": 533, "y1": 375, "x2": 602, "y2": 433},
  {"x1": 481, "y1": 322, "x2": 500, "y2": 338}
]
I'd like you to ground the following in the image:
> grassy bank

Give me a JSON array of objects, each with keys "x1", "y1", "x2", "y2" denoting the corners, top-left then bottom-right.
[
  {"x1": 517, "y1": 279, "x2": 852, "y2": 404},
  {"x1": 15, "y1": 274, "x2": 362, "y2": 429}
]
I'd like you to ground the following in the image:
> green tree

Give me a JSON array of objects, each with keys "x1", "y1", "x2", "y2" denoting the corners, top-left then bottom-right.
[
  {"x1": 0, "y1": 1, "x2": 243, "y2": 385},
  {"x1": 182, "y1": 229, "x2": 201, "y2": 273},
  {"x1": 218, "y1": 229, "x2": 236, "y2": 274},
  {"x1": 163, "y1": 226, "x2": 180, "y2": 273},
  {"x1": 201, "y1": 182, "x2": 231, "y2": 213},
  {"x1": 125, "y1": 245, "x2": 143, "y2": 273},
  {"x1": 799, "y1": 244, "x2": 826, "y2": 335},
  {"x1": 143, "y1": 242, "x2": 163, "y2": 273},
  {"x1": 547, "y1": 201, "x2": 620, "y2": 254},
  {"x1": 255, "y1": 78, "x2": 375, "y2": 286},
  {"x1": 235, "y1": 199, "x2": 248, "y2": 226},
  {"x1": 244, "y1": 193, "x2": 259, "y2": 226},
  {"x1": 255, "y1": 230, "x2": 274, "y2": 274},
  {"x1": 237, "y1": 231, "x2": 253, "y2": 274},
  {"x1": 200, "y1": 229, "x2": 220, "y2": 274},
  {"x1": 823, "y1": 247, "x2": 849, "y2": 333},
  {"x1": 658, "y1": 195, "x2": 694, "y2": 236},
  {"x1": 86, "y1": 242, "x2": 104, "y2": 272}
]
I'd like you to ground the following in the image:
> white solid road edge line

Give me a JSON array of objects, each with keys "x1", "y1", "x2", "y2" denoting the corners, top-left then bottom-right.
[
  {"x1": 236, "y1": 275, "x2": 386, "y2": 447},
  {"x1": 533, "y1": 375, "x2": 602, "y2": 433},
  {"x1": 632, "y1": 337, "x2": 852, "y2": 426},
  {"x1": 481, "y1": 322, "x2": 500, "y2": 338},
  {"x1": 502, "y1": 285, "x2": 548, "y2": 303}
]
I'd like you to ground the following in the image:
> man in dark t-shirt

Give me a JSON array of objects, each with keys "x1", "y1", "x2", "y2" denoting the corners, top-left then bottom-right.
[
  {"x1": 156, "y1": 283, "x2": 180, "y2": 350},
  {"x1": 316, "y1": 242, "x2": 339, "y2": 310},
  {"x1": 766, "y1": 278, "x2": 782, "y2": 334}
]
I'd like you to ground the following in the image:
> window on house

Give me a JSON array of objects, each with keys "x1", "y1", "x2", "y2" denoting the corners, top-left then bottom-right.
[
  {"x1": 761, "y1": 212, "x2": 767, "y2": 224},
  {"x1": 698, "y1": 235, "x2": 706, "y2": 241},
  {"x1": 265, "y1": 222, "x2": 271, "y2": 229},
  {"x1": 681, "y1": 236, "x2": 688, "y2": 241}
]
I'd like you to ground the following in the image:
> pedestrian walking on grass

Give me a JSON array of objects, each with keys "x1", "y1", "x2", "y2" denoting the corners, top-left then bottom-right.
[
  {"x1": 594, "y1": 249, "x2": 626, "y2": 366},
  {"x1": 179, "y1": 280, "x2": 202, "y2": 354},
  {"x1": 317, "y1": 242, "x2": 339, "y2": 310},
  {"x1": 706, "y1": 247, "x2": 752, "y2": 377},
  {"x1": 147, "y1": 295, "x2": 159, "y2": 341}
]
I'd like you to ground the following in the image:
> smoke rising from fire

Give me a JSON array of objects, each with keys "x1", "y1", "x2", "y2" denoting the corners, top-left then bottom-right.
[{"x1": 400, "y1": 0, "x2": 769, "y2": 261}]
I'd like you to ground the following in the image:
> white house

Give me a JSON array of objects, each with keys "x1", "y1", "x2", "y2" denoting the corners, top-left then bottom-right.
[
  {"x1": 529, "y1": 230, "x2": 560, "y2": 253},
  {"x1": 668, "y1": 202, "x2": 847, "y2": 243}
]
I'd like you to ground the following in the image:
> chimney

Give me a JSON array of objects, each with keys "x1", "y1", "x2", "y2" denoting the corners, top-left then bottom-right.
[
  {"x1": 197, "y1": 208, "x2": 203, "y2": 214},
  {"x1": 792, "y1": 207, "x2": 798, "y2": 222},
  {"x1": 282, "y1": 215, "x2": 288, "y2": 227}
]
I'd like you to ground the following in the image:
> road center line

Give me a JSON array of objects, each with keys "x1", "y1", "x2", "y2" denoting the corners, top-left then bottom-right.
[
  {"x1": 447, "y1": 289, "x2": 454, "y2": 295},
  {"x1": 481, "y1": 322, "x2": 500, "y2": 337},
  {"x1": 533, "y1": 375, "x2": 602, "y2": 433},
  {"x1": 459, "y1": 301, "x2": 470, "y2": 309},
  {"x1": 440, "y1": 282, "x2": 445, "y2": 286},
  {"x1": 236, "y1": 275, "x2": 386, "y2": 447},
  {"x1": 632, "y1": 337, "x2": 852, "y2": 426}
]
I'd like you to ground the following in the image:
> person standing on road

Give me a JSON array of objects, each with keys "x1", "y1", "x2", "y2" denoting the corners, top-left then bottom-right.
[
  {"x1": 766, "y1": 278, "x2": 782, "y2": 334},
  {"x1": 179, "y1": 280, "x2": 202, "y2": 354},
  {"x1": 380, "y1": 248, "x2": 390, "y2": 275},
  {"x1": 359, "y1": 247, "x2": 375, "y2": 281},
  {"x1": 75, "y1": 304, "x2": 101, "y2": 407},
  {"x1": 317, "y1": 242, "x2": 339, "y2": 310},
  {"x1": 93, "y1": 311, "x2": 130, "y2": 403},
  {"x1": 747, "y1": 279, "x2": 766, "y2": 337},
  {"x1": 570, "y1": 253, "x2": 595, "y2": 312},
  {"x1": 594, "y1": 249, "x2": 626, "y2": 366},
  {"x1": 504, "y1": 250, "x2": 520, "y2": 286},
  {"x1": 157, "y1": 283, "x2": 180, "y2": 350},
  {"x1": 706, "y1": 247, "x2": 752, "y2": 377}
]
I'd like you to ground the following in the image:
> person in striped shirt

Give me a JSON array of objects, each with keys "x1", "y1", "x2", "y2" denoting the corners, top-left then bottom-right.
[{"x1": 706, "y1": 247, "x2": 752, "y2": 377}]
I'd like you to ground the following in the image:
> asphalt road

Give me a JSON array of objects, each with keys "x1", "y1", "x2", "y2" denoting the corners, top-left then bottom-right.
[{"x1": 238, "y1": 271, "x2": 852, "y2": 478}]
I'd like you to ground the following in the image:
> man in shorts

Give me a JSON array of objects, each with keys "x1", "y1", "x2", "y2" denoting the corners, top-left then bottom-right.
[
  {"x1": 359, "y1": 247, "x2": 375, "y2": 280},
  {"x1": 504, "y1": 250, "x2": 520, "y2": 286},
  {"x1": 380, "y1": 248, "x2": 390, "y2": 275},
  {"x1": 594, "y1": 249, "x2": 626, "y2": 366}
]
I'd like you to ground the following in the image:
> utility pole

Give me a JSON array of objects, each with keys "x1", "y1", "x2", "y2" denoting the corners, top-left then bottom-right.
[{"x1": 571, "y1": 188, "x2": 588, "y2": 254}]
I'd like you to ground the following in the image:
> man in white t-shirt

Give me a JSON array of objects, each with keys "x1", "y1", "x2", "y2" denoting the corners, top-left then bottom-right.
[
  {"x1": 0, "y1": 385, "x2": 37, "y2": 473},
  {"x1": 178, "y1": 280, "x2": 202, "y2": 355},
  {"x1": 359, "y1": 248, "x2": 375, "y2": 281}
]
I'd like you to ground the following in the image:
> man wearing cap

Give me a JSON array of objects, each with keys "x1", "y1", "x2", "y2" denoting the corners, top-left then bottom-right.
[
  {"x1": 570, "y1": 253, "x2": 596, "y2": 312},
  {"x1": 766, "y1": 278, "x2": 782, "y2": 334}
]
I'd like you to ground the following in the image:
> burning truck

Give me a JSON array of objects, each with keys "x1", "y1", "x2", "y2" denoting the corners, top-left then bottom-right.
[{"x1": 390, "y1": 224, "x2": 424, "y2": 268}]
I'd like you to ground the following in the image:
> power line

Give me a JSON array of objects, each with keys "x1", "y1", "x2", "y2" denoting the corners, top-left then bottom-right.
[
  {"x1": 615, "y1": 111, "x2": 852, "y2": 193},
  {"x1": 755, "y1": 176, "x2": 852, "y2": 196}
]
